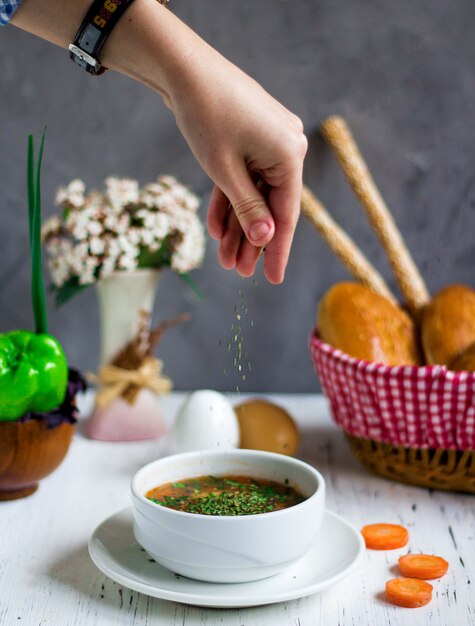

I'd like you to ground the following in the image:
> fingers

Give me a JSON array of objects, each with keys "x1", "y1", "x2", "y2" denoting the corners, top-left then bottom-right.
[
  {"x1": 236, "y1": 239, "x2": 263, "y2": 277},
  {"x1": 218, "y1": 209, "x2": 243, "y2": 269},
  {"x1": 221, "y1": 162, "x2": 275, "y2": 248},
  {"x1": 207, "y1": 185, "x2": 229, "y2": 240},
  {"x1": 217, "y1": 206, "x2": 263, "y2": 276},
  {"x1": 208, "y1": 179, "x2": 265, "y2": 275},
  {"x1": 206, "y1": 130, "x2": 306, "y2": 283},
  {"x1": 262, "y1": 170, "x2": 303, "y2": 284},
  {"x1": 209, "y1": 165, "x2": 302, "y2": 281}
]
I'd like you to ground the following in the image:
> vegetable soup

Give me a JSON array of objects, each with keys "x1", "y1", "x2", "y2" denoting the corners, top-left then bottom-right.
[{"x1": 146, "y1": 474, "x2": 306, "y2": 516}]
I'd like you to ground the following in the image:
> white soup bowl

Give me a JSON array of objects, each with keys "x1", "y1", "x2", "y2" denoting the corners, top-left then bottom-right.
[{"x1": 131, "y1": 449, "x2": 325, "y2": 583}]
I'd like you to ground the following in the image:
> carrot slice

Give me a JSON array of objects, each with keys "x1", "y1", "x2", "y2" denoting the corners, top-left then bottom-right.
[
  {"x1": 385, "y1": 577, "x2": 433, "y2": 608},
  {"x1": 398, "y1": 554, "x2": 449, "y2": 579},
  {"x1": 361, "y1": 523, "x2": 409, "y2": 550}
]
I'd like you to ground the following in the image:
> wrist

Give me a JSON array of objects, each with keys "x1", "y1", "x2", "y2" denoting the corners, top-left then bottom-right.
[
  {"x1": 101, "y1": 0, "x2": 203, "y2": 108},
  {"x1": 12, "y1": 0, "x2": 202, "y2": 110}
]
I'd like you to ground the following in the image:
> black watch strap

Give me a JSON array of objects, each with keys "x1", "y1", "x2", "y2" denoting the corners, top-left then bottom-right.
[{"x1": 68, "y1": 0, "x2": 137, "y2": 76}]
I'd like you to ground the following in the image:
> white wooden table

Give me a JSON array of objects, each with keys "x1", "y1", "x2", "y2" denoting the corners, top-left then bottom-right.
[{"x1": 1, "y1": 393, "x2": 473, "y2": 626}]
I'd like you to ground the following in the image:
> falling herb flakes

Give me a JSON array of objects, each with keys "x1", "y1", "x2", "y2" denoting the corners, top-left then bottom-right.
[{"x1": 221, "y1": 284, "x2": 256, "y2": 388}]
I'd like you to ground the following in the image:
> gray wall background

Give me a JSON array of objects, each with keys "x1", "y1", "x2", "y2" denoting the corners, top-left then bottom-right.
[{"x1": 1, "y1": 0, "x2": 474, "y2": 392}]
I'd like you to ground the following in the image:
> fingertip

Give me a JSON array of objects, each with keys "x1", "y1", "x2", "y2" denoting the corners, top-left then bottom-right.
[
  {"x1": 263, "y1": 257, "x2": 286, "y2": 285},
  {"x1": 266, "y1": 273, "x2": 284, "y2": 285},
  {"x1": 218, "y1": 252, "x2": 237, "y2": 270},
  {"x1": 237, "y1": 267, "x2": 255, "y2": 278},
  {"x1": 208, "y1": 229, "x2": 223, "y2": 241},
  {"x1": 248, "y1": 220, "x2": 275, "y2": 246},
  {"x1": 207, "y1": 217, "x2": 225, "y2": 240}
]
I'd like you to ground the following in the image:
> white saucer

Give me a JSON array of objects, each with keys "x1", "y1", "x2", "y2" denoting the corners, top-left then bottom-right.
[{"x1": 88, "y1": 507, "x2": 364, "y2": 609}]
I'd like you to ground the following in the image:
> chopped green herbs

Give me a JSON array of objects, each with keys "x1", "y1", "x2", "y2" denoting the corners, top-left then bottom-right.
[
  {"x1": 221, "y1": 284, "x2": 256, "y2": 390},
  {"x1": 145, "y1": 475, "x2": 305, "y2": 516}
]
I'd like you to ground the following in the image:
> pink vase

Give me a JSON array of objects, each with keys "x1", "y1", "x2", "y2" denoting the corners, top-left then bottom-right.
[
  {"x1": 85, "y1": 269, "x2": 168, "y2": 441},
  {"x1": 85, "y1": 390, "x2": 168, "y2": 442}
]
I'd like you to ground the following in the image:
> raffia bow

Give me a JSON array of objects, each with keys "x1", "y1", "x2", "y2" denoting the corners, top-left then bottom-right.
[{"x1": 88, "y1": 357, "x2": 172, "y2": 408}]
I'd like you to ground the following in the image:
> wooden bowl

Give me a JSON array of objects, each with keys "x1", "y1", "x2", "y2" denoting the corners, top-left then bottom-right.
[{"x1": 0, "y1": 419, "x2": 75, "y2": 500}]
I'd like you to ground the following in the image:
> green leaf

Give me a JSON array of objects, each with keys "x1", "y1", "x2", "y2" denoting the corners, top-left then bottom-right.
[
  {"x1": 27, "y1": 135, "x2": 35, "y2": 249},
  {"x1": 54, "y1": 277, "x2": 89, "y2": 307},
  {"x1": 178, "y1": 271, "x2": 205, "y2": 300},
  {"x1": 137, "y1": 237, "x2": 172, "y2": 269},
  {"x1": 29, "y1": 128, "x2": 48, "y2": 335}
]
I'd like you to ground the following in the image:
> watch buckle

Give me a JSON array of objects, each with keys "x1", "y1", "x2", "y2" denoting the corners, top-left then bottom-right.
[{"x1": 68, "y1": 44, "x2": 101, "y2": 70}]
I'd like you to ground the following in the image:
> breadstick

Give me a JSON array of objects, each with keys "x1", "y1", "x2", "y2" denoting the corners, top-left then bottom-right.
[
  {"x1": 301, "y1": 185, "x2": 397, "y2": 303},
  {"x1": 321, "y1": 116, "x2": 430, "y2": 315}
]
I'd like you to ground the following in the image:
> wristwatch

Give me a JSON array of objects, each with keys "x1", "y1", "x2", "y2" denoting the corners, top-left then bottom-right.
[{"x1": 69, "y1": 0, "x2": 169, "y2": 76}]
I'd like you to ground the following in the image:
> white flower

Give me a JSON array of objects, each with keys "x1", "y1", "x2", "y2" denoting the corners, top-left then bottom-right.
[
  {"x1": 99, "y1": 255, "x2": 117, "y2": 279},
  {"x1": 128, "y1": 228, "x2": 141, "y2": 246},
  {"x1": 105, "y1": 237, "x2": 121, "y2": 259},
  {"x1": 155, "y1": 192, "x2": 175, "y2": 209},
  {"x1": 105, "y1": 177, "x2": 140, "y2": 211},
  {"x1": 152, "y1": 213, "x2": 170, "y2": 239},
  {"x1": 83, "y1": 191, "x2": 103, "y2": 211},
  {"x1": 89, "y1": 236, "x2": 105, "y2": 256},
  {"x1": 87, "y1": 220, "x2": 103, "y2": 236},
  {"x1": 159, "y1": 175, "x2": 178, "y2": 188},
  {"x1": 140, "y1": 228, "x2": 156, "y2": 248},
  {"x1": 136, "y1": 209, "x2": 156, "y2": 229},
  {"x1": 103, "y1": 212, "x2": 120, "y2": 231},
  {"x1": 55, "y1": 179, "x2": 85, "y2": 208},
  {"x1": 44, "y1": 174, "x2": 205, "y2": 289},
  {"x1": 115, "y1": 213, "x2": 130, "y2": 235},
  {"x1": 78, "y1": 256, "x2": 97, "y2": 285},
  {"x1": 48, "y1": 256, "x2": 70, "y2": 288},
  {"x1": 184, "y1": 193, "x2": 200, "y2": 212},
  {"x1": 68, "y1": 242, "x2": 90, "y2": 275},
  {"x1": 65, "y1": 208, "x2": 99, "y2": 240},
  {"x1": 141, "y1": 182, "x2": 163, "y2": 197},
  {"x1": 171, "y1": 216, "x2": 205, "y2": 273},
  {"x1": 41, "y1": 215, "x2": 62, "y2": 241},
  {"x1": 68, "y1": 179, "x2": 86, "y2": 195},
  {"x1": 117, "y1": 252, "x2": 137, "y2": 272},
  {"x1": 117, "y1": 235, "x2": 138, "y2": 256}
]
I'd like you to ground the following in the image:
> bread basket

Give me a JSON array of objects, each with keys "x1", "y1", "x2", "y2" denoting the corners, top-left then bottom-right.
[
  {"x1": 310, "y1": 334, "x2": 475, "y2": 493},
  {"x1": 301, "y1": 116, "x2": 475, "y2": 493}
]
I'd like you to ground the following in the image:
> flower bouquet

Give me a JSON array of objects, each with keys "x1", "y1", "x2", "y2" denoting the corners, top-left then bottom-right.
[
  {"x1": 42, "y1": 175, "x2": 205, "y2": 305},
  {"x1": 42, "y1": 175, "x2": 205, "y2": 441}
]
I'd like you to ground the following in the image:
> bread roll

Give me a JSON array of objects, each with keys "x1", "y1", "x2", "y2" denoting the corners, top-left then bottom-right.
[
  {"x1": 450, "y1": 342, "x2": 475, "y2": 372},
  {"x1": 317, "y1": 282, "x2": 421, "y2": 365},
  {"x1": 421, "y1": 285, "x2": 475, "y2": 366}
]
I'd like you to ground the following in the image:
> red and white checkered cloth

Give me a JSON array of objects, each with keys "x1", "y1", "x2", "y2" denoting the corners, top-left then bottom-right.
[{"x1": 310, "y1": 334, "x2": 475, "y2": 450}]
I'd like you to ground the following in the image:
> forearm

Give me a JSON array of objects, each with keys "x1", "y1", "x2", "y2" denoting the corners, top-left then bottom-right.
[
  {"x1": 10, "y1": 0, "x2": 208, "y2": 108},
  {"x1": 11, "y1": 0, "x2": 307, "y2": 284}
]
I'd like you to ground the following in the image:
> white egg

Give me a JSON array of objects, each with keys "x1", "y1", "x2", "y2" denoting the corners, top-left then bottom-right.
[{"x1": 170, "y1": 390, "x2": 240, "y2": 454}]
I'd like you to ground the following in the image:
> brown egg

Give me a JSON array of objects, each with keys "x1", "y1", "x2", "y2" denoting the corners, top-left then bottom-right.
[{"x1": 235, "y1": 400, "x2": 300, "y2": 456}]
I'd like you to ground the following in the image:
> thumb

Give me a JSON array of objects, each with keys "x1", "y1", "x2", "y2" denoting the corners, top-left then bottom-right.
[{"x1": 221, "y1": 163, "x2": 275, "y2": 246}]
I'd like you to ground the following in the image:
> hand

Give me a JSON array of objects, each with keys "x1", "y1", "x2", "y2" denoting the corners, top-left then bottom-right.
[
  {"x1": 168, "y1": 50, "x2": 307, "y2": 284},
  {"x1": 11, "y1": 0, "x2": 307, "y2": 283}
]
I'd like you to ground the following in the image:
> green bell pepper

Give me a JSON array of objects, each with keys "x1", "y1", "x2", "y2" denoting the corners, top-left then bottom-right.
[{"x1": 0, "y1": 330, "x2": 68, "y2": 421}]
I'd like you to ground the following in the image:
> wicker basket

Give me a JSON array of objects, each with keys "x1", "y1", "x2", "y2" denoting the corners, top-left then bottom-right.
[{"x1": 310, "y1": 334, "x2": 475, "y2": 493}]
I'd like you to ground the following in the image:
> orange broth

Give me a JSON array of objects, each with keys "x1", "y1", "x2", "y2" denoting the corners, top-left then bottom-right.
[{"x1": 145, "y1": 474, "x2": 306, "y2": 516}]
